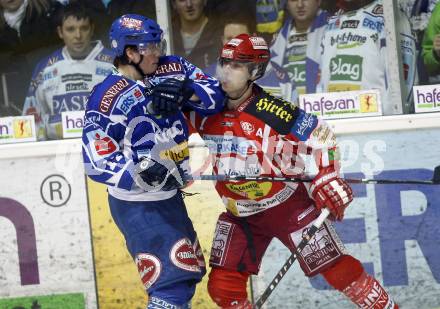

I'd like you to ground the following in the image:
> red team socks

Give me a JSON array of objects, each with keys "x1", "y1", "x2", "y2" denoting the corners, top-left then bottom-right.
[{"x1": 343, "y1": 271, "x2": 398, "y2": 309}]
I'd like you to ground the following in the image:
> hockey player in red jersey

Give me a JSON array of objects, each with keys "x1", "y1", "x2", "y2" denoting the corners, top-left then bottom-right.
[{"x1": 188, "y1": 34, "x2": 399, "y2": 309}]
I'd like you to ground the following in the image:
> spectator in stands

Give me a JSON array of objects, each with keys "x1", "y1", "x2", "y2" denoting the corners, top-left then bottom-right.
[
  {"x1": 319, "y1": 0, "x2": 417, "y2": 114},
  {"x1": 22, "y1": 2, "x2": 114, "y2": 140},
  {"x1": 171, "y1": 0, "x2": 222, "y2": 69},
  {"x1": 205, "y1": 13, "x2": 298, "y2": 102},
  {"x1": 396, "y1": 5, "x2": 417, "y2": 110},
  {"x1": 422, "y1": 2, "x2": 440, "y2": 83},
  {"x1": 256, "y1": 0, "x2": 286, "y2": 43},
  {"x1": 0, "y1": 0, "x2": 60, "y2": 116},
  {"x1": 61, "y1": 0, "x2": 108, "y2": 42},
  {"x1": 398, "y1": 0, "x2": 438, "y2": 86},
  {"x1": 55, "y1": 0, "x2": 155, "y2": 47},
  {"x1": 317, "y1": 0, "x2": 399, "y2": 115},
  {"x1": 204, "y1": 13, "x2": 257, "y2": 76},
  {"x1": 401, "y1": 0, "x2": 438, "y2": 44},
  {"x1": 270, "y1": 0, "x2": 329, "y2": 95}
]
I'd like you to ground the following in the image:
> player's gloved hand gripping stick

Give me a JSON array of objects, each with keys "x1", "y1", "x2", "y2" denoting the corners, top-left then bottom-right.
[
  {"x1": 136, "y1": 157, "x2": 188, "y2": 191},
  {"x1": 253, "y1": 207, "x2": 330, "y2": 309},
  {"x1": 252, "y1": 165, "x2": 440, "y2": 308}
]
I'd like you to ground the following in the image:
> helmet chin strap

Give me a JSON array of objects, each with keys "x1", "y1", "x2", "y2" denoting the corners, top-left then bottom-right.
[
  {"x1": 130, "y1": 54, "x2": 147, "y2": 78},
  {"x1": 227, "y1": 80, "x2": 252, "y2": 101}
]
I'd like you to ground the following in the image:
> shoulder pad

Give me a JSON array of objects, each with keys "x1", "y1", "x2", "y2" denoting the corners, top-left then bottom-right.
[
  {"x1": 244, "y1": 88, "x2": 298, "y2": 135},
  {"x1": 114, "y1": 85, "x2": 145, "y2": 115},
  {"x1": 96, "y1": 76, "x2": 132, "y2": 115},
  {"x1": 289, "y1": 109, "x2": 319, "y2": 141},
  {"x1": 154, "y1": 56, "x2": 185, "y2": 77}
]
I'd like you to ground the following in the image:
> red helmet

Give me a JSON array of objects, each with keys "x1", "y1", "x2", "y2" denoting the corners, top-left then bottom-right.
[{"x1": 219, "y1": 34, "x2": 270, "y2": 80}]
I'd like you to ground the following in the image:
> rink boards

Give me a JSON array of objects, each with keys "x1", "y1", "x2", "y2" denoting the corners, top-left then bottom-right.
[
  {"x1": 0, "y1": 114, "x2": 439, "y2": 309},
  {"x1": 251, "y1": 127, "x2": 440, "y2": 308}
]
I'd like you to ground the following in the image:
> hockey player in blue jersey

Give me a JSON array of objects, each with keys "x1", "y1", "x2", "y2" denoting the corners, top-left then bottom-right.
[{"x1": 82, "y1": 14, "x2": 224, "y2": 309}]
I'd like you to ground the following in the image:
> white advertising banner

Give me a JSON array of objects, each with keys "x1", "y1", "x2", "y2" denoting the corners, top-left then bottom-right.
[
  {"x1": 299, "y1": 89, "x2": 382, "y2": 119},
  {"x1": 62, "y1": 111, "x2": 85, "y2": 139},
  {"x1": 0, "y1": 142, "x2": 97, "y2": 308},
  {"x1": 413, "y1": 84, "x2": 440, "y2": 113},
  {"x1": 251, "y1": 128, "x2": 440, "y2": 308},
  {"x1": 0, "y1": 116, "x2": 36, "y2": 144}
]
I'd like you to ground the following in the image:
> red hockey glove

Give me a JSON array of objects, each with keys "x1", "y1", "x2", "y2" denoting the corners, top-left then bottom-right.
[{"x1": 310, "y1": 167, "x2": 353, "y2": 221}]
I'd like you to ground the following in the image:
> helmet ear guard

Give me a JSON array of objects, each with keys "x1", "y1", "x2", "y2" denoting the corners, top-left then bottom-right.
[{"x1": 249, "y1": 62, "x2": 269, "y2": 81}]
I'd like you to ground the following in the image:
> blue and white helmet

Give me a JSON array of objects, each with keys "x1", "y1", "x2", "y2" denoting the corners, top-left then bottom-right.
[{"x1": 109, "y1": 14, "x2": 165, "y2": 57}]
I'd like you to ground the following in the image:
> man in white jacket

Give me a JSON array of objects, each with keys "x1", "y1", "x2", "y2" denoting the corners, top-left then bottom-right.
[
  {"x1": 270, "y1": 0, "x2": 329, "y2": 95},
  {"x1": 22, "y1": 2, "x2": 114, "y2": 139}
]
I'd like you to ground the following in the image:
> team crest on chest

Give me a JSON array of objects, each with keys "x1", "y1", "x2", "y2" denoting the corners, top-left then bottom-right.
[{"x1": 240, "y1": 121, "x2": 255, "y2": 135}]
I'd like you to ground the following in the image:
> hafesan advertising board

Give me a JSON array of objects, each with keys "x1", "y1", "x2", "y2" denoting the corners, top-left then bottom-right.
[
  {"x1": 413, "y1": 84, "x2": 440, "y2": 113},
  {"x1": 62, "y1": 111, "x2": 85, "y2": 139},
  {"x1": 299, "y1": 89, "x2": 382, "y2": 119}
]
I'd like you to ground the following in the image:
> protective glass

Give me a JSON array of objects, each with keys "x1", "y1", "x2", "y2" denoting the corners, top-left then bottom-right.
[{"x1": 138, "y1": 39, "x2": 167, "y2": 56}]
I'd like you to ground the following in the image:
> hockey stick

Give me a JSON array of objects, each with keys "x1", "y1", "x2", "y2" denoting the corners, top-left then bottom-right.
[
  {"x1": 189, "y1": 165, "x2": 440, "y2": 185},
  {"x1": 253, "y1": 208, "x2": 331, "y2": 309},
  {"x1": 251, "y1": 166, "x2": 440, "y2": 307}
]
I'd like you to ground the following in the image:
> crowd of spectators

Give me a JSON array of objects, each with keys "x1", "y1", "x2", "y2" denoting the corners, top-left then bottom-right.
[
  {"x1": 1, "y1": 0, "x2": 440, "y2": 138},
  {"x1": 0, "y1": 0, "x2": 156, "y2": 119}
]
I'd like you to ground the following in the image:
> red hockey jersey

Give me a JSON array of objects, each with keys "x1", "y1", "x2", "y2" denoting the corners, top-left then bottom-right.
[{"x1": 189, "y1": 84, "x2": 338, "y2": 217}]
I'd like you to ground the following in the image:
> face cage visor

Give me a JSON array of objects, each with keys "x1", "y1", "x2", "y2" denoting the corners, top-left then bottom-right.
[
  {"x1": 137, "y1": 38, "x2": 167, "y2": 56},
  {"x1": 219, "y1": 58, "x2": 256, "y2": 70},
  {"x1": 218, "y1": 58, "x2": 265, "y2": 80}
]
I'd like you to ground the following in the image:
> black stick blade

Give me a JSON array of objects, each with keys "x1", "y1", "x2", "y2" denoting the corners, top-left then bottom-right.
[{"x1": 433, "y1": 166, "x2": 440, "y2": 184}]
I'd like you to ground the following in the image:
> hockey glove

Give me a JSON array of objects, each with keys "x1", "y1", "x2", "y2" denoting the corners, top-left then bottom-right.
[
  {"x1": 149, "y1": 78, "x2": 195, "y2": 117},
  {"x1": 137, "y1": 157, "x2": 188, "y2": 191},
  {"x1": 310, "y1": 166, "x2": 353, "y2": 221}
]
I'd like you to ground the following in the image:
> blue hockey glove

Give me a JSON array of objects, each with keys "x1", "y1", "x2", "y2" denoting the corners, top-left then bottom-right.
[
  {"x1": 137, "y1": 157, "x2": 188, "y2": 191},
  {"x1": 149, "y1": 78, "x2": 195, "y2": 117}
]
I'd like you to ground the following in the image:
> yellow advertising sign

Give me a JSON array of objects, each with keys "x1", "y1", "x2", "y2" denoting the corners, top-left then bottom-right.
[
  {"x1": 12, "y1": 119, "x2": 33, "y2": 138},
  {"x1": 359, "y1": 92, "x2": 379, "y2": 113}
]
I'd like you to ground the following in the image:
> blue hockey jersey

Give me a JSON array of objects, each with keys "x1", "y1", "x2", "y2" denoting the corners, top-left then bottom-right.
[{"x1": 82, "y1": 55, "x2": 224, "y2": 201}]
